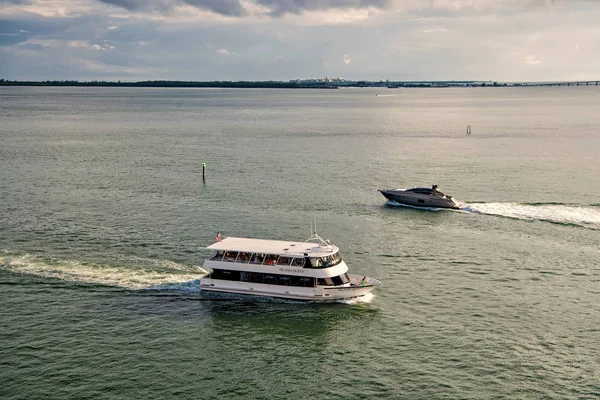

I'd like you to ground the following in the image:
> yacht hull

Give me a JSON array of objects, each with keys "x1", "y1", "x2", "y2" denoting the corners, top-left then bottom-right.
[{"x1": 379, "y1": 189, "x2": 459, "y2": 209}]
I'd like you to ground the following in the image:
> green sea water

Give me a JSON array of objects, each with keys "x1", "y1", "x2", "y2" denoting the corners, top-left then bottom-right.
[{"x1": 1, "y1": 86, "x2": 599, "y2": 399}]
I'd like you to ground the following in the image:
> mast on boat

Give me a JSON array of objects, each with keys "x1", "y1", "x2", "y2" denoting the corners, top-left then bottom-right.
[{"x1": 306, "y1": 217, "x2": 331, "y2": 246}]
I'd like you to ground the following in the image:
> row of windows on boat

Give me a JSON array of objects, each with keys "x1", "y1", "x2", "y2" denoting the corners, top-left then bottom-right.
[
  {"x1": 209, "y1": 251, "x2": 342, "y2": 268},
  {"x1": 209, "y1": 269, "x2": 351, "y2": 287}
]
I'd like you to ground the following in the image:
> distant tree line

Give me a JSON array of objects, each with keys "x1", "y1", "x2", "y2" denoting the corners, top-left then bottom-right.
[
  {"x1": 0, "y1": 78, "x2": 477, "y2": 88},
  {"x1": 0, "y1": 79, "x2": 305, "y2": 88},
  {"x1": 2, "y1": 78, "x2": 595, "y2": 88}
]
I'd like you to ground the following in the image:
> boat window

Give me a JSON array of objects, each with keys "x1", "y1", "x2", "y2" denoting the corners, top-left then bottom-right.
[
  {"x1": 312, "y1": 252, "x2": 342, "y2": 268},
  {"x1": 214, "y1": 270, "x2": 318, "y2": 287},
  {"x1": 211, "y1": 269, "x2": 240, "y2": 281},
  {"x1": 277, "y1": 275, "x2": 291, "y2": 286},
  {"x1": 317, "y1": 277, "x2": 335, "y2": 286},
  {"x1": 291, "y1": 258, "x2": 305, "y2": 267},
  {"x1": 291, "y1": 276, "x2": 315, "y2": 287},
  {"x1": 409, "y1": 188, "x2": 432, "y2": 194},
  {"x1": 210, "y1": 251, "x2": 225, "y2": 261},
  {"x1": 263, "y1": 254, "x2": 278, "y2": 266},
  {"x1": 250, "y1": 253, "x2": 265, "y2": 264},
  {"x1": 331, "y1": 274, "x2": 350, "y2": 285},
  {"x1": 237, "y1": 252, "x2": 250, "y2": 263},
  {"x1": 317, "y1": 274, "x2": 349, "y2": 286},
  {"x1": 250, "y1": 272, "x2": 263, "y2": 283},
  {"x1": 341, "y1": 273, "x2": 350, "y2": 284},
  {"x1": 224, "y1": 251, "x2": 238, "y2": 262},
  {"x1": 276, "y1": 256, "x2": 292, "y2": 266}
]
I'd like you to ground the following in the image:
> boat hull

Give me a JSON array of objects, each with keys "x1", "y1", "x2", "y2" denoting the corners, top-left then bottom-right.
[
  {"x1": 200, "y1": 273, "x2": 378, "y2": 301},
  {"x1": 379, "y1": 189, "x2": 459, "y2": 209}
]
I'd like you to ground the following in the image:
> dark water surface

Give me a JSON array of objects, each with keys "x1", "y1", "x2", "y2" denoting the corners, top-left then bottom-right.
[{"x1": 1, "y1": 87, "x2": 599, "y2": 399}]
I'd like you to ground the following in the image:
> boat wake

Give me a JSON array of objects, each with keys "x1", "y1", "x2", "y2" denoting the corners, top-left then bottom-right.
[
  {"x1": 385, "y1": 200, "x2": 446, "y2": 211},
  {"x1": 339, "y1": 292, "x2": 375, "y2": 305},
  {"x1": 0, "y1": 253, "x2": 207, "y2": 291},
  {"x1": 461, "y1": 202, "x2": 600, "y2": 229}
]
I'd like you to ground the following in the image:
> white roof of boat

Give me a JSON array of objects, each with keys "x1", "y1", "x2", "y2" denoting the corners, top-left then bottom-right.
[{"x1": 207, "y1": 237, "x2": 338, "y2": 256}]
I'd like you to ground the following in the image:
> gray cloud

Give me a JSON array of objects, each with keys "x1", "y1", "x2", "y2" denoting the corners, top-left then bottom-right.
[
  {"x1": 17, "y1": 42, "x2": 45, "y2": 50},
  {"x1": 97, "y1": 0, "x2": 248, "y2": 16},
  {"x1": 0, "y1": 32, "x2": 28, "y2": 46},
  {"x1": 0, "y1": 0, "x2": 31, "y2": 5},
  {"x1": 255, "y1": 0, "x2": 389, "y2": 16},
  {"x1": 0, "y1": 16, "x2": 54, "y2": 46},
  {"x1": 92, "y1": 0, "x2": 594, "y2": 18},
  {"x1": 95, "y1": 0, "x2": 389, "y2": 17}
]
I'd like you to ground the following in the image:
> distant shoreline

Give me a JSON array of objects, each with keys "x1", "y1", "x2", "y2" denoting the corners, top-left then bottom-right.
[{"x1": 1, "y1": 79, "x2": 599, "y2": 88}]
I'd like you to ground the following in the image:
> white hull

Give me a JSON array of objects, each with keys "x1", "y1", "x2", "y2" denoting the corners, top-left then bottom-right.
[{"x1": 201, "y1": 273, "x2": 377, "y2": 301}]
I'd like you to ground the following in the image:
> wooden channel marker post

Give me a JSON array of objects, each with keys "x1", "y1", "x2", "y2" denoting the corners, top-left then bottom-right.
[
  {"x1": 202, "y1": 162, "x2": 206, "y2": 181},
  {"x1": 467, "y1": 125, "x2": 472, "y2": 135}
]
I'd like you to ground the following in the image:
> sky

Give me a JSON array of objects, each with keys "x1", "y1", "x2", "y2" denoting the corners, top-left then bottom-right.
[{"x1": 1, "y1": 0, "x2": 600, "y2": 82}]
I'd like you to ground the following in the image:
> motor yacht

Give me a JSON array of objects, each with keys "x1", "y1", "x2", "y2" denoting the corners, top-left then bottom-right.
[
  {"x1": 200, "y1": 233, "x2": 379, "y2": 301},
  {"x1": 379, "y1": 185, "x2": 459, "y2": 209}
]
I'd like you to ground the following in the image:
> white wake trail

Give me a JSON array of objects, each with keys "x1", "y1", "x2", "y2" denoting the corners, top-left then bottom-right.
[
  {"x1": 462, "y1": 202, "x2": 600, "y2": 229},
  {"x1": 0, "y1": 254, "x2": 207, "y2": 290}
]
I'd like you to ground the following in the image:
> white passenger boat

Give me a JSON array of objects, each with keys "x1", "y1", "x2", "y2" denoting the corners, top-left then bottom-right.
[{"x1": 200, "y1": 233, "x2": 379, "y2": 301}]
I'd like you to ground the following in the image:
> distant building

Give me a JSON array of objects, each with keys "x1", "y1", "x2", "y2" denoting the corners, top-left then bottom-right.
[{"x1": 290, "y1": 77, "x2": 346, "y2": 84}]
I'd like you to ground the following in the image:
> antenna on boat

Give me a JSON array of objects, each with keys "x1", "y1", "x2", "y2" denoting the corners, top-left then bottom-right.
[{"x1": 306, "y1": 217, "x2": 329, "y2": 246}]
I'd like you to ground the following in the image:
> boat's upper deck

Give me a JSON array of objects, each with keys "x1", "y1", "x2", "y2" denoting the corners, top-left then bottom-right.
[{"x1": 207, "y1": 237, "x2": 339, "y2": 257}]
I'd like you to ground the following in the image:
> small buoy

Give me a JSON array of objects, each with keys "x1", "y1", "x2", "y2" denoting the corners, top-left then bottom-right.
[{"x1": 466, "y1": 125, "x2": 472, "y2": 135}]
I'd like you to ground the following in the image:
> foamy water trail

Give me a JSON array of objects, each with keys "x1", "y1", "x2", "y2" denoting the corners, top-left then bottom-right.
[
  {"x1": 339, "y1": 292, "x2": 375, "y2": 305},
  {"x1": 0, "y1": 254, "x2": 207, "y2": 290},
  {"x1": 462, "y1": 202, "x2": 600, "y2": 229}
]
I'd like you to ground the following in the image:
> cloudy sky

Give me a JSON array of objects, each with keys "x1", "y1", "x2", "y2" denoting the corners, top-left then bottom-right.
[{"x1": 1, "y1": 0, "x2": 599, "y2": 81}]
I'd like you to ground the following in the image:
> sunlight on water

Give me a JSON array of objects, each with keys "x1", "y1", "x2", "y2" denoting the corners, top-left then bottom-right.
[{"x1": 0, "y1": 254, "x2": 207, "y2": 290}]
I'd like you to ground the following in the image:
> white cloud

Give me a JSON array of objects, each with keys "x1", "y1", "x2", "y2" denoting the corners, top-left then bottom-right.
[
  {"x1": 217, "y1": 48, "x2": 233, "y2": 56},
  {"x1": 423, "y1": 27, "x2": 448, "y2": 33},
  {"x1": 284, "y1": 8, "x2": 378, "y2": 26},
  {"x1": 19, "y1": 0, "x2": 104, "y2": 17},
  {"x1": 343, "y1": 54, "x2": 352, "y2": 64},
  {"x1": 524, "y1": 54, "x2": 541, "y2": 65}
]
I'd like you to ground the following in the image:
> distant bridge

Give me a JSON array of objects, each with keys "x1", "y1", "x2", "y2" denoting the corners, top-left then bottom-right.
[{"x1": 513, "y1": 81, "x2": 600, "y2": 87}]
